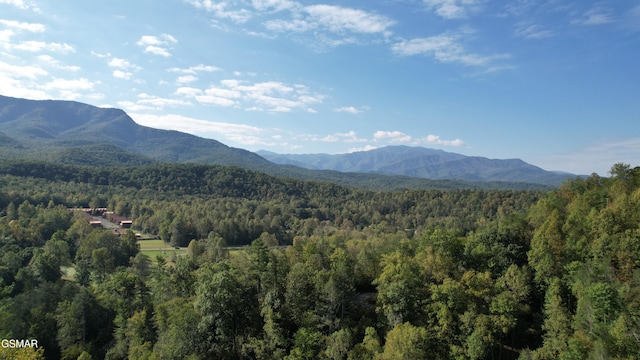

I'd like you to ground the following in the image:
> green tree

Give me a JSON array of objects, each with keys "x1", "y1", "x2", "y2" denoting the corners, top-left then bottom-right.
[
  {"x1": 153, "y1": 297, "x2": 200, "y2": 360},
  {"x1": 528, "y1": 209, "x2": 566, "y2": 285},
  {"x1": 284, "y1": 327, "x2": 325, "y2": 360},
  {"x1": 373, "y1": 251, "x2": 424, "y2": 328},
  {"x1": 348, "y1": 327, "x2": 381, "y2": 360},
  {"x1": 29, "y1": 249, "x2": 62, "y2": 282},
  {"x1": 206, "y1": 231, "x2": 228, "y2": 262},
  {"x1": 534, "y1": 278, "x2": 571, "y2": 359},
  {"x1": 324, "y1": 328, "x2": 352, "y2": 360},
  {"x1": 284, "y1": 262, "x2": 317, "y2": 328},
  {"x1": 90, "y1": 247, "x2": 114, "y2": 282},
  {"x1": 55, "y1": 287, "x2": 112, "y2": 360},
  {"x1": 120, "y1": 230, "x2": 140, "y2": 263},
  {"x1": 195, "y1": 261, "x2": 250, "y2": 359},
  {"x1": 379, "y1": 322, "x2": 430, "y2": 360}
]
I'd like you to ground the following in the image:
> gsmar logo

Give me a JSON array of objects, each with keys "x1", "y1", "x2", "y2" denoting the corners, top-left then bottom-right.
[{"x1": 1, "y1": 339, "x2": 39, "y2": 348}]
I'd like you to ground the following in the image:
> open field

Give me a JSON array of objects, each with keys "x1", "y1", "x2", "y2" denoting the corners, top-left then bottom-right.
[
  {"x1": 138, "y1": 239, "x2": 187, "y2": 258},
  {"x1": 138, "y1": 239, "x2": 168, "y2": 250},
  {"x1": 141, "y1": 249, "x2": 185, "y2": 258},
  {"x1": 137, "y1": 240, "x2": 251, "y2": 259}
]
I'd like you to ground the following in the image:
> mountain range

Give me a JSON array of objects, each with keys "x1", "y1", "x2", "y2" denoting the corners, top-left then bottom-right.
[
  {"x1": 0, "y1": 94, "x2": 575, "y2": 189},
  {"x1": 258, "y1": 147, "x2": 573, "y2": 186}
]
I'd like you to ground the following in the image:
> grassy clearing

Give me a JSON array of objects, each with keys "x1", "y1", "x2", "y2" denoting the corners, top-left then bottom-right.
[
  {"x1": 136, "y1": 240, "x2": 248, "y2": 259},
  {"x1": 228, "y1": 248, "x2": 245, "y2": 258},
  {"x1": 138, "y1": 239, "x2": 167, "y2": 250},
  {"x1": 140, "y1": 249, "x2": 186, "y2": 258},
  {"x1": 138, "y1": 239, "x2": 187, "y2": 258},
  {"x1": 61, "y1": 265, "x2": 76, "y2": 281}
]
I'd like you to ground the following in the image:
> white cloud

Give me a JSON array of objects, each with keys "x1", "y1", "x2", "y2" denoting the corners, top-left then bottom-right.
[
  {"x1": 237, "y1": 80, "x2": 294, "y2": 94},
  {"x1": 204, "y1": 85, "x2": 242, "y2": 99},
  {"x1": 12, "y1": 41, "x2": 74, "y2": 53},
  {"x1": 374, "y1": 130, "x2": 412, "y2": 143},
  {"x1": 43, "y1": 77, "x2": 94, "y2": 91},
  {"x1": 177, "y1": 75, "x2": 198, "y2": 84},
  {"x1": 263, "y1": 4, "x2": 395, "y2": 47},
  {"x1": 168, "y1": 64, "x2": 222, "y2": 74},
  {"x1": 174, "y1": 86, "x2": 202, "y2": 97},
  {"x1": 39, "y1": 77, "x2": 99, "y2": 100},
  {"x1": 264, "y1": 18, "x2": 313, "y2": 32},
  {"x1": 265, "y1": 4, "x2": 395, "y2": 35},
  {"x1": 91, "y1": 51, "x2": 111, "y2": 58},
  {"x1": 137, "y1": 93, "x2": 192, "y2": 108},
  {"x1": 333, "y1": 106, "x2": 369, "y2": 114},
  {"x1": 116, "y1": 100, "x2": 156, "y2": 112},
  {"x1": 0, "y1": 29, "x2": 13, "y2": 42},
  {"x1": 0, "y1": 19, "x2": 45, "y2": 32},
  {"x1": 321, "y1": 130, "x2": 366, "y2": 143},
  {"x1": 178, "y1": 79, "x2": 324, "y2": 112},
  {"x1": 303, "y1": 5, "x2": 395, "y2": 35},
  {"x1": 572, "y1": 6, "x2": 615, "y2": 26},
  {"x1": 112, "y1": 70, "x2": 132, "y2": 80},
  {"x1": 423, "y1": 0, "x2": 485, "y2": 19},
  {"x1": 514, "y1": 23, "x2": 553, "y2": 39},
  {"x1": 195, "y1": 95, "x2": 237, "y2": 106},
  {"x1": 0, "y1": 60, "x2": 46, "y2": 79},
  {"x1": 0, "y1": 60, "x2": 50, "y2": 98},
  {"x1": 108, "y1": 57, "x2": 138, "y2": 69},
  {"x1": 0, "y1": 76, "x2": 48, "y2": 99},
  {"x1": 137, "y1": 35, "x2": 162, "y2": 46},
  {"x1": 129, "y1": 112, "x2": 273, "y2": 146},
  {"x1": 162, "y1": 34, "x2": 178, "y2": 43},
  {"x1": 108, "y1": 58, "x2": 140, "y2": 80},
  {"x1": 420, "y1": 134, "x2": 464, "y2": 146},
  {"x1": 373, "y1": 130, "x2": 463, "y2": 146},
  {"x1": 179, "y1": 83, "x2": 241, "y2": 107},
  {"x1": 184, "y1": 0, "x2": 253, "y2": 23},
  {"x1": 392, "y1": 31, "x2": 510, "y2": 68},
  {"x1": 136, "y1": 34, "x2": 176, "y2": 57},
  {"x1": 37, "y1": 55, "x2": 81, "y2": 71},
  {"x1": 251, "y1": 0, "x2": 299, "y2": 12},
  {"x1": 345, "y1": 145, "x2": 378, "y2": 153},
  {"x1": 144, "y1": 45, "x2": 171, "y2": 57},
  {"x1": 0, "y1": 0, "x2": 40, "y2": 11}
]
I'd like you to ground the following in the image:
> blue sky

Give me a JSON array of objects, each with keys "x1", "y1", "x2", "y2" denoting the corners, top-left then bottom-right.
[{"x1": 1, "y1": 0, "x2": 639, "y2": 175}]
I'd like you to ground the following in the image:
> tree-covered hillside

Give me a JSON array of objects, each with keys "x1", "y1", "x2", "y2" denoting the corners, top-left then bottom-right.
[
  {"x1": 0, "y1": 94, "x2": 273, "y2": 169},
  {"x1": 0, "y1": 161, "x2": 637, "y2": 359}
]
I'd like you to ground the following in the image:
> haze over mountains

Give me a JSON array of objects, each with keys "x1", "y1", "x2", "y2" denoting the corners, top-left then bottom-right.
[
  {"x1": 258, "y1": 147, "x2": 573, "y2": 186},
  {"x1": 0, "y1": 95, "x2": 576, "y2": 189}
]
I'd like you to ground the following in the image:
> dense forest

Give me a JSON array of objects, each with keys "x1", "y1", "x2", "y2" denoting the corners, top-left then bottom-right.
[{"x1": 0, "y1": 161, "x2": 639, "y2": 359}]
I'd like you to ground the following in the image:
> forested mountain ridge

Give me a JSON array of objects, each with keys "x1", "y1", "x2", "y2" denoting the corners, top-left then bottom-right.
[
  {"x1": 258, "y1": 145, "x2": 575, "y2": 186},
  {"x1": 0, "y1": 131, "x2": 22, "y2": 147},
  {"x1": 0, "y1": 95, "x2": 272, "y2": 168}
]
